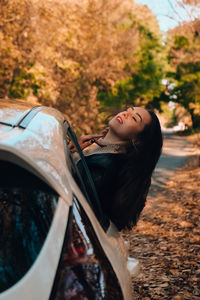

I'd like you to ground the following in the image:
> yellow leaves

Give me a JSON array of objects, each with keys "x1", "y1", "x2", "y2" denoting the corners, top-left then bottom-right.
[
  {"x1": 0, "y1": 31, "x2": 4, "y2": 41},
  {"x1": 169, "y1": 269, "x2": 177, "y2": 275},
  {"x1": 167, "y1": 19, "x2": 200, "y2": 67},
  {"x1": 0, "y1": 0, "x2": 163, "y2": 132},
  {"x1": 56, "y1": 60, "x2": 81, "y2": 75},
  {"x1": 178, "y1": 220, "x2": 193, "y2": 228},
  {"x1": 173, "y1": 295, "x2": 184, "y2": 300},
  {"x1": 124, "y1": 164, "x2": 200, "y2": 299}
]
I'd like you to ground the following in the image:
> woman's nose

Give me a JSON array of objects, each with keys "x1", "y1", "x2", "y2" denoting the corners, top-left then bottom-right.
[
  {"x1": 122, "y1": 109, "x2": 132, "y2": 118},
  {"x1": 122, "y1": 111, "x2": 129, "y2": 118}
]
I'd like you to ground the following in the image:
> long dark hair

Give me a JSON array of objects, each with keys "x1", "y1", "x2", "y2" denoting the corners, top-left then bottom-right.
[{"x1": 109, "y1": 110, "x2": 163, "y2": 230}]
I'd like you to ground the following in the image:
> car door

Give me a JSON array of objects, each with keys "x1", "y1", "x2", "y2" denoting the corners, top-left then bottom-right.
[{"x1": 48, "y1": 120, "x2": 125, "y2": 300}]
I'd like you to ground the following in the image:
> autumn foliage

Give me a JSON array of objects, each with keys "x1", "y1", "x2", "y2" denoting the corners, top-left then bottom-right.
[
  {"x1": 0, "y1": 0, "x2": 166, "y2": 132},
  {"x1": 166, "y1": 1, "x2": 200, "y2": 128},
  {"x1": 0, "y1": 0, "x2": 200, "y2": 130}
]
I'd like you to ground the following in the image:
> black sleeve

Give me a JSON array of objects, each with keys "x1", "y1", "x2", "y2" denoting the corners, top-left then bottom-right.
[{"x1": 76, "y1": 154, "x2": 121, "y2": 211}]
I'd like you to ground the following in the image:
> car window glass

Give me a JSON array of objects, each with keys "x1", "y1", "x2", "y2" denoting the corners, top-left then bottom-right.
[
  {"x1": 63, "y1": 121, "x2": 109, "y2": 231},
  {"x1": 65, "y1": 130, "x2": 90, "y2": 199},
  {"x1": 0, "y1": 161, "x2": 58, "y2": 292}
]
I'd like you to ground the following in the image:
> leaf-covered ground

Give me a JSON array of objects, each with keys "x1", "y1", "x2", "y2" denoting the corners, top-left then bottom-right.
[{"x1": 123, "y1": 158, "x2": 200, "y2": 300}]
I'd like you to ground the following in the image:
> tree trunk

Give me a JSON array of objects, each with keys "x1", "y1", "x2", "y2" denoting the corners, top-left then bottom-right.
[{"x1": 189, "y1": 108, "x2": 200, "y2": 129}]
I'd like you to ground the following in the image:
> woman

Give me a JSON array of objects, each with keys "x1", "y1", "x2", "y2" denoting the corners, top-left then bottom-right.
[{"x1": 70, "y1": 107, "x2": 163, "y2": 231}]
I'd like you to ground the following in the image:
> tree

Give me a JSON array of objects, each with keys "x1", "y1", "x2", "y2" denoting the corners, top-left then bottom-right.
[
  {"x1": 171, "y1": 62, "x2": 200, "y2": 128},
  {"x1": 179, "y1": 0, "x2": 200, "y2": 6},
  {"x1": 0, "y1": 0, "x2": 40, "y2": 99},
  {"x1": 0, "y1": 0, "x2": 170, "y2": 132},
  {"x1": 166, "y1": 19, "x2": 200, "y2": 128},
  {"x1": 98, "y1": 3, "x2": 166, "y2": 112},
  {"x1": 28, "y1": 0, "x2": 141, "y2": 132},
  {"x1": 0, "y1": 0, "x2": 142, "y2": 132}
]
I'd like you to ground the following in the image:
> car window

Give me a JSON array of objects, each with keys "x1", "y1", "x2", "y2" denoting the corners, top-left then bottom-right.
[
  {"x1": 0, "y1": 161, "x2": 58, "y2": 292},
  {"x1": 63, "y1": 121, "x2": 109, "y2": 231}
]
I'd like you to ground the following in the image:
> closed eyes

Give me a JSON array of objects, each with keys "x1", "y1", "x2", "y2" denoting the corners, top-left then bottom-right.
[
  {"x1": 132, "y1": 115, "x2": 137, "y2": 122},
  {"x1": 129, "y1": 107, "x2": 142, "y2": 122},
  {"x1": 136, "y1": 112, "x2": 142, "y2": 122}
]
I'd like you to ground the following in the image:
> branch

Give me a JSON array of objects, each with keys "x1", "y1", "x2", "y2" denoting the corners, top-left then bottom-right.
[{"x1": 167, "y1": 0, "x2": 186, "y2": 22}]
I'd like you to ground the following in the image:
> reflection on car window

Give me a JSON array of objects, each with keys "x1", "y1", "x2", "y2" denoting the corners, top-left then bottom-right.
[
  {"x1": 0, "y1": 161, "x2": 58, "y2": 292},
  {"x1": 64, "y1": 123, "x2": 109, "y2": 231},
  {"x1": 65, "y1": 136, "x2": 81, "y2": 181},
  {"x1": 65, "y1": 134, "x2": 88, "y2": 197},
  {"x1": 63, "y1": 126, "x2": 86, "y2": 194}
]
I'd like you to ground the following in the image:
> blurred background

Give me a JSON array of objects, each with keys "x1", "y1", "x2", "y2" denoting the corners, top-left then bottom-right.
[{"x1": 0, "y1": 0, "x2": 200, "y2": 133}]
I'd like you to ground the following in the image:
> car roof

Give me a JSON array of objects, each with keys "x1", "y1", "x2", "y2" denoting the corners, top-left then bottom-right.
[
  {"x1": 0, "y1": 98, "x2": 36, "y2": 126},
  {"x1": 0, "y1": 99, "x2": 73, "y2": 202}
]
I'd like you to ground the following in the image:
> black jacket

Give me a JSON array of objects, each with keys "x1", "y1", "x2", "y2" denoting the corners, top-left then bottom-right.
[
  {"x1": 77, "y1": 152, "x2": 150, "y2": 230},
  {"x1": 77, "y1": 153, "x2": 124, "y2": 221}
]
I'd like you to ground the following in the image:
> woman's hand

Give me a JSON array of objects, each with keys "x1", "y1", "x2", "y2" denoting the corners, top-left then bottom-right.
[{"x1": 69, "y1": 134, "x2": 105, "y2": 153}]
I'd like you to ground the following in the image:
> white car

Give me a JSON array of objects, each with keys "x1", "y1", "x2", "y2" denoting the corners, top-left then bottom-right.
[{"x1": 0, "y1": 99, "x2": 139, "y2": 300}]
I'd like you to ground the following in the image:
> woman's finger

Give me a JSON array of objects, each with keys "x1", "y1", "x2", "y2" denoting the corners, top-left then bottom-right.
[
  {"x1": 70, "y1": 148, "x2": 77, "y2": 153},
  {"x1": 92, "y1": 139, "x2": 106, "y2": 147},
  {"x1": 68, "y1": 141, "x2": 75, "y2": 149},
  {"x1": 80, "y1": 134, "x2": 103, "y2": 142},
  {"x1": 81, "y1": 140, "x2": 94, "y2": 149},
  {"x1": 71, "y1": 140, "x2": 94, "y2": 152},
  {"x1": 69, "y1": 134, "x2": 105, "y2": 153}
]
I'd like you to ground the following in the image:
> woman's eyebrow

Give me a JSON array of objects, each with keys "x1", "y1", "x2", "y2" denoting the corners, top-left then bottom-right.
[{"x1": 136, "y1": 112, "x2": 142, "y2": 122}]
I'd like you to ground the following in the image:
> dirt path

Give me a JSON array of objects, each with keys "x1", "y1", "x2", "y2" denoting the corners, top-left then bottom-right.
[
  {"x1": 150, "y1": 132, "x2": 195, "y2": 196},
  {"x1": 123, "y1": 134, "x2": 200, "y2": 300}
]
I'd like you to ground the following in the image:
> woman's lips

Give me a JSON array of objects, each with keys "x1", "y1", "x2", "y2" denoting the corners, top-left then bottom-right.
[{"x1": 116, "y1": 116, "x2": 123, "y2": 124}]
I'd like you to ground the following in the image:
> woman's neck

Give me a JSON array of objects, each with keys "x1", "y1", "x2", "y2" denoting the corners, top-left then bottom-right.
[{"x1": 103, "y1": 128, "x2": 127, "y2": 145}]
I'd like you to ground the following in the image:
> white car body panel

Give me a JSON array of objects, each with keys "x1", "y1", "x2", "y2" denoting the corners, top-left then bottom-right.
[
  {"x1": 0, "y1": 101, "x2": 133, "y2": 299},
  {"x1": 0, "y1": 198, "x2": 69, "y2": 300}
]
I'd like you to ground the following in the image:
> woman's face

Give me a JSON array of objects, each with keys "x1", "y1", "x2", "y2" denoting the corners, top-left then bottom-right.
[{"x1": 109, "y1": 107, "x2": 152, "y2": 141}]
